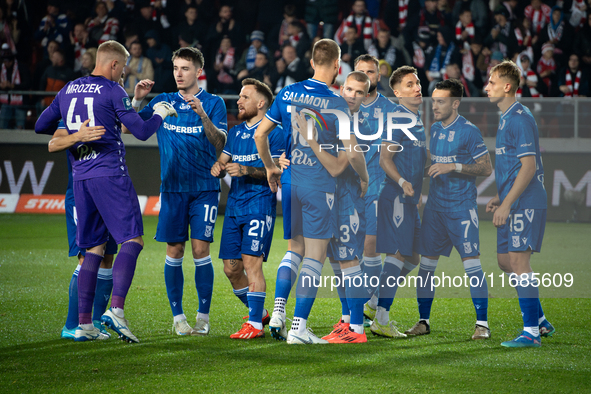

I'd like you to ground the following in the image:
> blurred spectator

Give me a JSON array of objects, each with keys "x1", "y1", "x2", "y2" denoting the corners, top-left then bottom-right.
[
  {"x1": 78, "y1": 48, "x2": 97, "y2": 77},
  {"x1": 486, "y1": 50, "x2": 504, "y2": 81},
  {"x1": 130, "y1": 2, "x2": 166, "y2": 46},
  {"x1": 516, "y1": 53, "x2": 541, "y2": 98},
  {"x1": 485, "y1": 7, "x2": 518, "y2": 59},
  {"x1": 271, "y1": 44, "x2": 308, "y2": 93},
  {"x1": 524, "y1": 0, "x2": 551, "y2": 37},
  {"x1": 268, "y1": 4, "x2": 298, "y2": 55},
  {"x1": 39, "y1": 48, "x2": 75, "y2": 109},
  {"x1": 475, "y1": 43, "x2": 490, "y2": 82},
  {"x1": 145, "y1": 29, "x2": 174, "y2": 93},
  {"x1": 569, "y1": 0, "x2": 589, "y2": 29},
  {"x1": 124, "y1": 41, "x2": 154, "y2": 95},
  {"x1": 0, "y1": 6, "x2": 18, "y2": 55},
  {"x1": 69, "y1": 23, "x2": 98, "y2": 72},
  {"x1": 453, "y1": 0, "x2": 490, "y2": 37},
  {"x1": 383, "y1": 0, "x2": 421, "y2": 43},
  {"x1": 537, "y1": 6, "x2": 574, "y2": 67},
  {"x1": 514, "y1": 17, "x2": 533, "y2": 56},
  {"x1": 460, "y1": 36, "x2": 485, "y2": 91},
  {"x1": 368, "y1": 28, "x2": 404, "y2": 70},
  {"x1": 287, "y1": 21, "x2": 311, "y2": 61},
  {"x1": 573, "y1": 14, "x2": 591, "y2": 70},
  {"x1": 35, "y1": 1, "x2": 71, "y2": 51},
  {"x1": 86, "y1": 1, "x2": 120, "y2": 45},
  {"x1": 235, "y1": 30, "x2": 268, "y2": 77},
  {"x1": 305, "y1": 0, "x2": 338, "y2": 39},
  {"x1": 206, "y1": 5, "x2": 243, "y2": 60},
  {"x1": 173, "y1": 5, "x2": 207, "y2": 49},
  {"x1": 557, "y1": 54, "x2": 589, "y2": 97},
  {"x1": 537, "y1": 43, "x2": 556, "y2": 92},
  {"x1": 426, "y1": 26, "x2": 458, "y2": 94},
  {"x1": 418, "y1": 0, "x2": 448, "y2": 49},
  {"x1": 213, "y1": 36, "x2": 237, "y2": 94},
  {"x1": 376, "y1": 59, "x2": 393, "y2": 97},
  {"x1": 340, "y1": 26, "x2": 365, "y2": 68},
  {"x1": 335, "y1": 0, "x2": 379, "y2": 50},
  {"x1": 0, "y1": 43, "x2": 30, "y2": 129},
  {"x1": 237, "y1": 51, "x2": 272, "y2": 88},
  {"x1": 455, "y1": 6, "x2": 475, "y2": 45},
  {"x1": 124, "y1": 30, "x2": 140, "y2": 51},
  {"x1": 445, "y1": 62, "x2": 479, "y2": 97}
]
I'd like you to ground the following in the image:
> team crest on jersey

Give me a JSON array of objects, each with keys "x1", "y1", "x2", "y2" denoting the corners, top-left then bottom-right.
[
  {"x1": 393, "y1": 196, "x2": 404, "y2": 228},
  {"x1": 448, "y1": 131, "x2": 455, "y2": 142},
  {"x1": 326, "y1": 193, "x2": 334, "y2": 210},
  {"x1": 251, "y1": 240, "x2": 260, "y2": 251},
  {"x1": 122, "y1": 97, "x2": 132, "y2": 110},
  {"x1": 241, "y1": 133, "x2": 251, "y2": 139},
  {"x1": 470, "y1": 208, "x2": 479, "y2": 228},
  {"x1": 374, "y1": 107, "x2": 382, "y2": 118},
  {"x1": 266, "y1": 215, "x2": 273, "y2": 232},
  {"x1": 439, "y1": 133, "x2": 446, "y2": 140},
  {"x1": 463, "y1": 242, "x2": 472, "y2": 254},
  {"x1": 350, "y1": 209, "x2": 359, "y2": 235},
  {"x1": 339, "y1": 247, "x2": 347, "y2": 259},
  {"x1": 204, "y1": 225, "x2": 213, "y2": 238},
  {"x1": 512, "y1": 236, "x2": 520, "y2": 248},
  {"x1": 525, "y1": 209, "x2": 534, "y2": 222}
]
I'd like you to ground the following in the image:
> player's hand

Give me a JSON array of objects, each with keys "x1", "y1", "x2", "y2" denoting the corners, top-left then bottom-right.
[
  {"x1": 293, "y1": 111, "x2": 316, "y2": 142},
  {"x1": 267, "y1": 166, "x2": 282, "y2": 193},
  {"x1": 184, "y1": 95, "x2": 206, "y2": 117},
  {"x1": 359, "y1": 178, "x2": 368, "y2": 198},
  {"x1": 417, "y1": 193, "x2": 423, "y2": 209},
  {"x1": 76, "y1": 119, "x2": 105, "y2": 142},
  {"x1": 486, "y1": 195, "x2": 501, "y2": 213},
  {"x1": 211, "y1": 161, "x2": 226, "y2": 178},
  {"x1": 428, "y1": 163, "x2": 455, "y2": 178},
  {"x1": 401, "y1": 181, "x2": 414, "y2": 197},
  {"x1": 278, "y1": 152, "x2": 290, "y2": 170},
  {"x1": 134, "y1": 79, "x2": 154, "y2": 101},
  {"x1": 225, "y1": 163, "x2": 245, "y2": 177},
  {"x1": 153, "y1": 101, "x2": 178, "y2": 119},
  {"x1": 493, "y1": 204, "x2": 510, "y2": 228}
]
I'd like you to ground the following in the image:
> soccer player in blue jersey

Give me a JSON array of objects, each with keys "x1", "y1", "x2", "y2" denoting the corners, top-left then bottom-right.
[
  {"x1": 485, "y1": 60, "x2": 554, "y2": 347},
  {"x1": 255, "y1": 39, "x2": 368, "y2": 344},
  {"x1": 371, "y1": 65, "x2": 427, "y2": 339},
  {"x1": 353, "y1": 55, "x2": 412, "y2": 323},
  {"x1": 410, "y1": 79, "x2": 493, "y2": 339},
  {"x1": 211, "y1": 79, "x2": 284, "y2": 339},
  {"x1": 131, "y1": 47, "x2": 227, "y2": 336},
  {"x1": 51, "y1": 120, "x2": 117, "y2": 340},
  {"x1": 35, "y1": 40, "x2": 176, "y2": 343}
]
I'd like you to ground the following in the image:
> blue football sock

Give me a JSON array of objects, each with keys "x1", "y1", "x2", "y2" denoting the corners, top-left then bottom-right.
[
  {"x1": 516, "y1": 272, "x2": 540, "y2": 332},
  {"x1": 247, "y1": 292, "x2": 266, "y2": 327},
  {"x1": 343, "y1": 265, "x2": 365, "y2": 326},
  {"x1": 274, "y1": 251, "x2": 302, "y2": 301},
  {"x1": 165, "y1": 256, "x2": 184, "y2": 317},
  {"x1": 65, "y1": 265, "x2": 81, "y2": 330},
  {"x1": 330, "y1": 262, "x2": 348, "y2": 316},
  {"x1": 417, "y1": 257, "x2": 438, "y2": 321},
  {"x1": 400, "y1": 260, "x2": 418, "y2": 277},
  {"x1": 233, "y1": 286, "x2": 249, "y2": 308},
  {"x1": 362, "y1": 255, "x2": 382, "y2": 299},
  {"x1": 293, "y1": 258, "x2": 323, "y2": 320},
  {"x1": 463, "y1": 259, "x2": 488, "y2": 322},
  {"x1": 194, "y1": 256, "x2": 214, "y2": 314},
  {"x1": 537, "y1": 298, "x2": 545, "y2": 322},
  {"x1": 92, "y1": 267, "x2": 113, "y2": 321},
  {"x1": 377, "y1": 256, "x2": 404, "y2": 311}
]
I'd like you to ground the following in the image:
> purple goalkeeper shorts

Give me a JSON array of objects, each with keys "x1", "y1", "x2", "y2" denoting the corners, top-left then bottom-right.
[{"x1": 73, "y1": 176, "x2": 144, "y2": 248}]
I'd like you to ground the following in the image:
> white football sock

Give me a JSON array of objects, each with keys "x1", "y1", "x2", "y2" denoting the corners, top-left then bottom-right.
[
  {"x1": 476, "y1": 320, "x2": 489, "y2": 328},
  {"x1": 350, "y1": 324, "x2": 364, "y2": 334},
  {"x1": 197, "y1": 312, "x2": 209, "y2": 323},
  {"x1": 376, "y1": 306, "x2": 389, "y2": 326},
  {"x1": 173, "y1": 314, "x2": 187, "y2": 323},
  {"x1": 291, "y1": 317, "x2": 307, "y2": 333},
  {"x1": 368, "y1": 294, "x2": 378, "y2": 309}
]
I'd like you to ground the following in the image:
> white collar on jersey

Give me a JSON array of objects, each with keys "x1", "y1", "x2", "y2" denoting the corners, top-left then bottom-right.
[
  {"x1": 244, "y1": 119, "x2": 262, "y2": 131},
  {"x1": 360, "y1": 93, "x2": 381, "y2": 108},
  {"x1": 308, "y1": 78, "x2": 327, "y2": 87},
  {"x1": 398, "y1": 103, "x2": 420, "y2": 117},
  {"x1": 501, "y1": 101, "x2": 519, "y2": 118},
  {"x1": 441, "y1": 114, "x2": 460, "y2": 129},
  {"x1": 176, "y1": 89, "x2": 204, "y2": 100}
]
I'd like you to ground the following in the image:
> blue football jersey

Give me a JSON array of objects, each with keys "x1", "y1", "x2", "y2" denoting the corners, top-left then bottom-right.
[
  {"x1": 36, "y1": 75, "x2": 162, "y2": 181},
  {"x1": 139, "y1": 89, "x2": 228, "y2": 192},
  {"x1": 223, "y1": 120, "x2": 285, "y2": 217},
  {"x1": 495, "y1": 102, "x2": 547, "y2": 209},
  {"x1": 359, "y1": 93, "x2": 397, "y2": 196},
  {"x1": 426, "y1": 115, "x2": 488, "y2": 212},
  {"x1": 381, "y1": 104, "x2": 427, "y2": 205},
  {"x1": 265, "y1": 78, "x2": 347, "y2": 193}
]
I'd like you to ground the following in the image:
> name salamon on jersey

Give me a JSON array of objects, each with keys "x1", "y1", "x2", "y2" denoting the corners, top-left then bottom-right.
[
  {"x1": 65, "y1": 83, "x2": 103, "y2": 94},
  {"x1": 163, "y1": 122, "x2": 203, "y2": 134},
  {"x1": 282, "y1": 92, "x2": 330, "y2": 109}
]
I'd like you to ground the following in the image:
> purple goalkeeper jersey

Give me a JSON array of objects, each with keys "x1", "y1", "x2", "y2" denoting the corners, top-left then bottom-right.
[{"x1": 35, "y1": 74, "x2": 162, "y2": 181}]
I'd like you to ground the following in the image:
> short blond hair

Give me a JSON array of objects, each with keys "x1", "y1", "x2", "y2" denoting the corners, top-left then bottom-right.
[
  {"x1": 97, "y1": 40, "x2": 129, "y2": 62},
  {"x1": 490, "y1": 60, "x2": 520, "y2": 94}
]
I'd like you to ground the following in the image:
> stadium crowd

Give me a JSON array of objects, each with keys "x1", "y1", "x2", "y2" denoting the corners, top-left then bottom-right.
[{"x1": 0, "y1": 0, "x2": 590, "y2": 131}]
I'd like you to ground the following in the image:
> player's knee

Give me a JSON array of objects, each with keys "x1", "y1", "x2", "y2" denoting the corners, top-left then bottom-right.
[
  {"x1": 127, "y1": 237, "x2": 144, "y2": 248},
  {"x1": 101, "y1": 254, "x2": 114, "y2": 268},
  {"x1": 191, "y1": 241, "x2": 210, "y2": 259},
  {"x1": 167, "y1": 243, "x2": 185, "y2": 259},
  {"x1": 223, "y1": 260, "x2": 243, "y2": 279}
]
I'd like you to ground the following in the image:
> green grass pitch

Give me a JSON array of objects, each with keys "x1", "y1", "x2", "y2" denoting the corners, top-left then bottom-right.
[{"x1": 0, "y1": 214, "x2": 589, "y2": 393}]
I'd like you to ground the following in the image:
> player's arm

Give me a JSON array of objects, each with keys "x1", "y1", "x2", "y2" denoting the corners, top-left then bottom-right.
[
  {"x1": 380, "y1": 141, "x2": 414, "y2": 197},
  {"x1": 48, "y1": 119, "x2": 105, "y2": 152},
  {"x1": 293, "y1": 111, "x2": 349, "y2": 177},
  {"x1": 35, "y1": 95, "x2": 62, "y2": 135},
  {"x1": 492, "y1": 155, "x2": 536, "y2": 227},
  {"x1": 185, "y1": 96, "x2": 227, "y2": 152},
  {"x1": 423, "y1": 148, "x2": 431, "y2": 177},
  {"x1": 211, "y1": 152, "x2": 231, "y2": 178},
  {"x1": 254, "y1": 117, "x2": 282, "y2": 192},
  {"x1": 122, "y1": 79, "x2": 156, "y2": 134},
  {"x1": 428, "y1": 152, "x2": 493, "y2": 177},
  {"x1": 340, "y1": 132, "x2": 369, "y2": 197}
]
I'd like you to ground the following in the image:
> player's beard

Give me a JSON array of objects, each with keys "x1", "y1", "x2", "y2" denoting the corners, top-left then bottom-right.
[
  {"x1": 368, "y1": 81, "x2": 377, "y2": 93},
  {"x1": 331, "y1": 67, "x2": 339, "y2": 85},
  {"x1": 237, "y1": 106, "x2": 258, "y2": 121}
]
